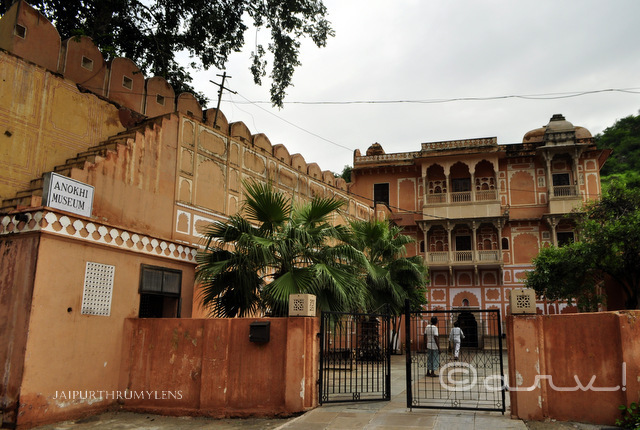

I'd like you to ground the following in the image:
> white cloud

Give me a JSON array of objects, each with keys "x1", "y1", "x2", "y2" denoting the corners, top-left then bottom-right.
[{"x1": 191, "y1": 0, "x2": 640, "y2": 173}]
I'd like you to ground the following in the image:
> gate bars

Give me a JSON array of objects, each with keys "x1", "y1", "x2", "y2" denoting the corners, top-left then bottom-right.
[
  {"x1": 405, "y1": 304, "x2": 506, "y2": 413},
  {"x1": 319, "y1": 310, "x2": 391, "y2": 404}
]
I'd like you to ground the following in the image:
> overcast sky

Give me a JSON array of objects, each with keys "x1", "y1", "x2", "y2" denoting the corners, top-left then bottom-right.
[{"x1": 190, "y1": 0, "x2": 640, "y2": 174}]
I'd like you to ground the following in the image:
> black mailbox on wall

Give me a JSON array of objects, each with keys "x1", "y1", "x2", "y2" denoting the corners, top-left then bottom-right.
[{"x1": 249, "y1": 321, "x2": 270, "y2": 343}]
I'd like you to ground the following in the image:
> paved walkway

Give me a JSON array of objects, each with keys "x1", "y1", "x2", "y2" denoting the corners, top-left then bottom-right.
[{"x1": 278, "y1": 353, "x2": 525, "y2": 430}]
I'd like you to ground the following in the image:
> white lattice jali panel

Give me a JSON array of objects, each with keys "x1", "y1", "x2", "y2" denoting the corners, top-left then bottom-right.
[
  {"x1": 81, "y1": 262, "x2": 115, "y2": 316},
  {"x1": 288, "y1": 294, "x2": 316, "y2": 317},
  {"x1": 509, "y1": 288, "x2": 536, "y2": 314}
]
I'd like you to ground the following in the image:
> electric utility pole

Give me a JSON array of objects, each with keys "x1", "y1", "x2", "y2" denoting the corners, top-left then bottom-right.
[{"x1": 209, "y1": 72, "x2": 237, "y2": 130}]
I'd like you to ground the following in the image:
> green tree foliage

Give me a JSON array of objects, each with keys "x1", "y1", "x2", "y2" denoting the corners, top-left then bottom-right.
[
  {"x1": 525, "y1": 242, "x2": 602, "y2": 312},
  {"x1": 196, "y1": 181, "x2": 368, "y2": 317},
  {"x1": 1, "y1": 0, "x2": 333, "y2": 106},
  {"x1": 595, "y1": 111, "x2": 640, "y2": 188},
  {"x1": 338, "y1": 165, "x2": 352, "y2": 183},
  {"x1": 526, "y1": 180, "x2": 640, "y2": 310},
  {"x1": 347, "y1": 219, "x2": 428, "y2": 351},
  {"x1": 348, "y1": 219, "x2": 428, "y2": 314}
]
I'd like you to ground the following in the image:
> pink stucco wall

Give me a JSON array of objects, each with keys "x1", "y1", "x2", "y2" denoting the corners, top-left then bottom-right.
[
  {"x1": 507, "y1": 311, "x2": 640, "y2": 425},
  {"x1": 119, "y1": 317, "x2": 319, "y2": 418}
]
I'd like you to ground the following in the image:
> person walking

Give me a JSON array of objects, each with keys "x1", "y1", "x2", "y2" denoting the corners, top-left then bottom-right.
[
  {"x1": 424, "y1": 316, "x2": 440, "y2": 377},
  {"x1": 449, "y1": 320, "x2": 465, "y2": 360}
]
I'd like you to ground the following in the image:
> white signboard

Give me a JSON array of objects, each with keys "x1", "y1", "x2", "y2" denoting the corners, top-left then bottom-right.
[{"x1": 42, "y1": 172, "x2": 94, "y2": 218}]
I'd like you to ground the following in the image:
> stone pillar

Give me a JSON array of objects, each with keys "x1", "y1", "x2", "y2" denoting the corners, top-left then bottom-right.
[
  {"x1": 471, "y1": 221, "x2": 478, "y2": 263},
  {"x1": 446, "y1": 222, "x2": 453, "y2": 264},
  {"x1": 470, "y1": 171, "x2": 476, "y2": 202}
]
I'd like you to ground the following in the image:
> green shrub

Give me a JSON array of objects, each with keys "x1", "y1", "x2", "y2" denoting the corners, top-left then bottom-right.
[{"x1": 616, "y1": 402, "x2": 640, "y2": 429}]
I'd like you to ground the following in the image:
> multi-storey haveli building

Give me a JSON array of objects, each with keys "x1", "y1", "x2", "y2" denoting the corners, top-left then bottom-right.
[{"x1": 349, "y1": 114, "x2": 609, "y2": 316}]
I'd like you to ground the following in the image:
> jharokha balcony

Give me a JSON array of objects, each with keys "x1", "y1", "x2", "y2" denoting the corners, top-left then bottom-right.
[
  {"x1": 551, "y1": 185, "x2": 578, "y2": 198},
  {"x1": 426, "y1": 189, "x2": 498, "y2": 204},
  {"x1": 420, "y1": 221, "x2": 505, "y2": 268},
  {"x1": 427, "y1": 249, "x2": 502, "y2": 266}
]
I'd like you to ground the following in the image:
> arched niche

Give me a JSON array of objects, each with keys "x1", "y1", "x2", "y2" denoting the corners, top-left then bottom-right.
[{"x1": 510, "y1": 171, "x2": 536, "y2": 205}]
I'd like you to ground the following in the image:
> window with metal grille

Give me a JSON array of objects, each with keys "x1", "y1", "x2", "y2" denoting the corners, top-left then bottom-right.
[{"x1": 373, "y1": 183, "x2": 389, "y2": 206}]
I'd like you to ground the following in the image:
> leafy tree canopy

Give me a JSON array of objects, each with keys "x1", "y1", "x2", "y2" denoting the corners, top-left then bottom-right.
[
  {"x1": 595, "y1": 110, "x2": 640, "y2": 188},
  {"x1": 334, "y1": 165, "x2": 352, "y2": 183},
  {"x1": 1, "y1": 0, "x2": 334, "y2": 106},
  {"x1": 526, "y1": 180, "x2": 640, "y2": 310}
]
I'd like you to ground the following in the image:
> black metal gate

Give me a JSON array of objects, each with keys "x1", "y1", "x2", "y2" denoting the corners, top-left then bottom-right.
[
  {"x1": 405, "y1": 306, "x2": 506, "y2": 413},
  {"x1": 319, "y1": 310, "x2": 391, "y2": 404}
]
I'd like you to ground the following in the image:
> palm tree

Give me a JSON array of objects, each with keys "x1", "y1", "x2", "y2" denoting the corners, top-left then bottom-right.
[
  {"x1": 347, "y1": 219, "x2": 428, "y2": 350},
  {"x1": 196, "y1": 181, "x2": 368, "y2": 317}
]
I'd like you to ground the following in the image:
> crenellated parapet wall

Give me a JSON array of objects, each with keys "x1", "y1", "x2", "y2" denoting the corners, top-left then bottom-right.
[
  {"x1": 0, "y1": 1, "x2": 354, "y2": 213},
  {"x1": 0, "y1": 1, "x2": 206, "y2": 119}
]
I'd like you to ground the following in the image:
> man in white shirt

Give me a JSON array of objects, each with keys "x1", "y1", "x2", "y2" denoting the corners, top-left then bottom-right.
[
  {"x1": 424, "y1": 316, "x2": 440, "y2": 377},
  {"x1": 448, "y1": 320, "x2": 465, "y2": 360}
]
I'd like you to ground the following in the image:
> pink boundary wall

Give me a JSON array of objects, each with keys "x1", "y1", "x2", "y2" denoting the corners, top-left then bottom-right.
[
  {"x1": 506, "y1": 311, "x2": 640, "y2": 425},
  {"x1": 118, "y1": 317, "x2": 319, "y2": 418}
]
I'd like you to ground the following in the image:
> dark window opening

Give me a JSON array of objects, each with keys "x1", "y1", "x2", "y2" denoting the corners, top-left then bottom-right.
[
  {"x1": 15, "y1": 24, "x2": 26, "y2": 38},
  {"x1": 156, "y1": 94, "x2": 165, "y2": 105},
  {"x1": 419, "y1": 240, "x2": 425, "y2": 253},
  {"x1": 81, "y1": 56, "x2": 93, "y2": 71},
  {"x1": 373, "y1": 183, "x2": 389, "y2": 206},
  {"x1": 557, "y1": 232, "x2": 575, "y2": 247},
  {"x1": 552, "y1": 173, "x2": 570, "y2": 186},
  {"x1": 122, "y1": 75, "x2": 133, "y2": 90},
  {"x1": 452, "y1": 178, "x2": 471, "y2": 192},
  {"x1": 501, "y1": 237, "x2": 509, "y2": 250},
  {"x1": 455, "y1": 235, "x2": 472, "y2": 251},
  {"x1": 139, "y1": 265, "x2": 182, "y2": 318}
]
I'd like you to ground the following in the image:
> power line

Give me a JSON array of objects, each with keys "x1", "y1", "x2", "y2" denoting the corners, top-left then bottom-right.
[
  {"x1": 226, "y1": 87, "x2": 640, "y2": 106},
  {"x1": 233, "y1": 91, "x2": 355, "y2": 152}
]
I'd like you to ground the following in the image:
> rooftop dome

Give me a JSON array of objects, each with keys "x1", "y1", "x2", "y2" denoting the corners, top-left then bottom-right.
[
  {"x1": 522, "y1": 114, "x2": 591, "y2": 143},
  {"x1": 575, "y1": 126, "x2": 592, "y2": 139},
  {"x1": 522, "y1": 126, "x2": 546, "y2": 143},
  {"x1": 366, "y1": 143, "x2": 385, "y2": 156},
  {"x1": 545, "y1": 114, "x2": 574, "y2": 133}
]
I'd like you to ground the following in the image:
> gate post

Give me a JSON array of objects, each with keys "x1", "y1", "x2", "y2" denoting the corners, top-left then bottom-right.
[
  {"x1": 404, "y1": 299, "x2": 412, "y2": 409},
  {"x1": 318, "y1": 312, "x2": 325, "y2": 405}
]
